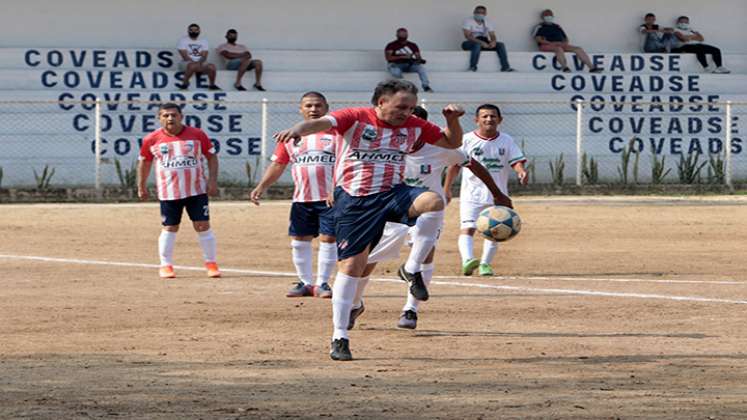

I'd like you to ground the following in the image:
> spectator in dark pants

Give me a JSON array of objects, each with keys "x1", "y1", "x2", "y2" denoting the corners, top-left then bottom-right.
[
  {"x1": 461, "y1": 5, "x2": 514, "y2": 72},
  {"x1": 639, "y1": 13, "x2": 676, "y2": 53},
  {"x1": 672, "y1": 16, "x2": 730, "y2": 74},
  {"x1": 385, "y1": 28, "x2": 432, "y2": 92}
]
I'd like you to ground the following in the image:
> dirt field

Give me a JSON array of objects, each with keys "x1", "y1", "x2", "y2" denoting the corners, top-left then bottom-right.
[{"x1": 2, "y1": 197, "x2": 747, "y2": 419}]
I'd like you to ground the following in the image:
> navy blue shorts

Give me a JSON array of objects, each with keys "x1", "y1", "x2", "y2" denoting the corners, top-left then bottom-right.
[
  {"x1": 334, "y1": 184, "x2": 428, "y2": 260},
  {"x1": 289, "y1": 201, "x2": 336, "y2": 237},
  {"x1": 159, "y1": 194, "x2": 210, "y2": 226}
]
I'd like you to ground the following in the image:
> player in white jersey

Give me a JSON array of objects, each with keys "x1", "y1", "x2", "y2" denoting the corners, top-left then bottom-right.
[
  {"x1": 250, "y1": 92, "x2": 338, "y2": 298},
  {"x1": 444, "y1": 104, "x2": 528, "y2": 277},
  {"x1": 361, "y1": 106, "x2": 511, "y2": 329},
  {"x1": 138, "y1": 103, "x2": 221, "y2": 279}
]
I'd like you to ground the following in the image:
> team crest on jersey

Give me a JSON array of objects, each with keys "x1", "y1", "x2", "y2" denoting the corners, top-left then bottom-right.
[
  {"x1": 159, "y1": 144, "x2": 169, "y2": 154},
  {"x1": 392, "y1": 132, "x2": 408, "y2": 147},
  {"x1": 183, "y1": 143, "x2": 194, "y2": 153},
  {"x1": 473, "y1": 148, "x2": 484, "y2": 156},
  {"x1": 361, "y1": 125, "x2": 377, "y2": 141},
  {"x1": 499, "y1": 148, "x2": 506, "y2": 156},
  {"x1": 420, "y1": 164, "x2": 432, "y2": 175}
]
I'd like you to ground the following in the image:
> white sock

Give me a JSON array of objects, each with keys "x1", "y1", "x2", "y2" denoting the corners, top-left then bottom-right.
[
  {"x1": 198, "y1": 229, "x2": 217, "y2": 263},
  {"x1": 316, "y1": 242, "x2": 337, "y2": 285},
  {"x1": 458, "y1": 234, "x2": 474, "y2": 263},
  {"x1": 158, "y1": 230, "x2": 176, "y2": 266},
  {"x1": 404, "y1": 211, "x2": 443, "y2": 273},
  {"x1": 404, "y1": 263, "x2": 434, "y2": 312},
  {"x1": 480, "y1": 239, "x2": 499, "y2": 265},
  {"x1": 291, "y1": 239, "x2": 313, "y2": 285},
  {"x1": 332, "y1": 272, "x2": 360, "y2": 340},
  {"x1": 353, "y1": 276, "x2": 370, "y2": 308}
]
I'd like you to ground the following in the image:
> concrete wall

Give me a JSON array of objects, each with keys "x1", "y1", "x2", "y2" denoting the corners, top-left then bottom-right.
[{"x1": 3, "y1": 0, "x2": 745, "y2": 52}]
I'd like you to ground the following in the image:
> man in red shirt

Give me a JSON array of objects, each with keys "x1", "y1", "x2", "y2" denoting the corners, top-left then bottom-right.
[
  {"x1": 276, "y1": 80, "x2": 464, "y2": 361},
  {"x1": 385, "y1": 28, "x2": 432, "y2": 92},
  {"x1": 138, "y1": 103, "x2": 220, "y2": 279}
]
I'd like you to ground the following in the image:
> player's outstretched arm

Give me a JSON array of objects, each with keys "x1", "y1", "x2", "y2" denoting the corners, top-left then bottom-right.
[
  {"x1": 250, "y1": 162, "x2": 287, "y2": 205},
  {"x1": 466, "y1": 158, "x2": 513, "y2": 209},
  {"x1": 442, "y1": 164, "x2": 462, "y2": 204},
  {"x1": 274, "y1": 118, "x2": 334, "y2": 144},
  {"x1": 433, "y1": 104, "x2": 465, "y2": 149},
  {"x1": 206, "y1": 154, "x2": 219, "y2": 196},
  {"x1": 513, "y1": 161, "x2": 529, "y2": 186},
  {"x1": 137, "y1": 159, "x2": 152, "y2": 201}
]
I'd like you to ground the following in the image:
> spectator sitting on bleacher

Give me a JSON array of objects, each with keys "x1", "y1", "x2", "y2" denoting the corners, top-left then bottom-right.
[
  {"x1": 385, "y1": 28, "x2": 432, "y2": 92},
  {"x1": 672, "y1": 16, "x2": 730, "y2": 74},
  {"x1": 461, "y1": 5, "x2": 514, "y2": 72},
  {"x1": 216, "y1": 29, "x2": 265, "y2": 91},
  {"x1": 176, "y1": 23, "x2": 220, "y2": 90},
  {"x1": 639, "y1": 13, "x2": 676, "y2": 53},
  {"x1": 532, "y1": 9, "x2": 601, "y2": 73}
]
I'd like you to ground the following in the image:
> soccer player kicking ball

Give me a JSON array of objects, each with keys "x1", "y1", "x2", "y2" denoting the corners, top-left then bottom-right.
[
  {"x1": 138, "y1": 103, "x2": 221, "y2": 279},
  {"x1": 275, "y1": 80, "x2": 465, "y2": 361},
  {"x1": 444, "y1": 104, "x2": 528, "y2": 277},
  {"x1": 361, "y1": 106, "x2": 512, "y2": 330},
  {"x1": 250, "y1": 92, "x2": 338, "y2": 299}
]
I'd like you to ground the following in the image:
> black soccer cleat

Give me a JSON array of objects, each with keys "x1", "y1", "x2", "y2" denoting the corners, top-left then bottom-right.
[
  {"x1": 397, "y1": 309, "x2": 418, "y2": 330},
  {"x1": 398, "y1": 264, "x2": 429, "y2": 301},
  {"x1": 347, "y1": 301, "x2": 365, "y2": 330},
  {"x1": 330, "y1": 338, "x2": 353, "y2": 361}
]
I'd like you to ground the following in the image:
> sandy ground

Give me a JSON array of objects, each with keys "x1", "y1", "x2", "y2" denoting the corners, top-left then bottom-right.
[{"x1": 1, "y1": 197, "x2": 747, "y2": 419}]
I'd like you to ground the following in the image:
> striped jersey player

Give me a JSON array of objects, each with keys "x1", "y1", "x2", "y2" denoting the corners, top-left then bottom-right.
[
  {"x1": 137, "y1": 102, "x2": 221, "y2": 279},
  {"x1": 274, "y1": 79, "x2": 466, "y2": 362},
  {"x1": 251, "y1": 92, "x2": 338, "y2": 299}
]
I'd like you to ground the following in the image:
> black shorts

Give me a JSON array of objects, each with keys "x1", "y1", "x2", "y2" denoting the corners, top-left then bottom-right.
[
  {"x1": 289, "y1": 201, "x2": 336, "y2": 237},
  {"x1": 160, "y1": 194, "x2": 210, "y2": 226}
]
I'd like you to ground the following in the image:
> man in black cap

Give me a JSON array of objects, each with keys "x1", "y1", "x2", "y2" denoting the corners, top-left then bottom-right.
[{"x1": 384, "y1": 28, "x2": 433, "y2": 92}]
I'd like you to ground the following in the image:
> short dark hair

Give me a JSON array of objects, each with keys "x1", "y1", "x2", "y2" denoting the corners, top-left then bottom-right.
[
  {"x1": 475, "y1": 103, "x2": 501, "y2": 117},
  {"x1": 158, "y1": 102, "x2": 182, "y2": 114},
  {"x1": 301, "y1": 91, "x2": 328, "y2": 103},
  {"x1": 412, "y1": 106, "x2": 428, "y2": 121},
  {"x1": 645, "y1": 13, "x2": 655, "y2": 18},
  {"x1": 474, "y1": 5, "x2": 487, "y2": 12},
  {"x1": 678, "y1": 15, "x2": 689, "y2": 21},
  {"x1": 226, "y1": 28, "x2": 237, "y2": 34},
  {"x1": 188, "y1": 23, "x2": 200, "y2": 29},
  {"x1": 371, "y1": 79, "x2": 418, "y2": 105}
]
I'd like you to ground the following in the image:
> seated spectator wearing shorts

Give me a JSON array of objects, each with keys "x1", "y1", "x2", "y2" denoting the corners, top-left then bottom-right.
[
  {"x1": 461, "y1": 5, "x2": 514, "y2": 72},
  {"x1": 639, "y1": 13, "x2": 676, "y2": 53},
  {"x1": 216, "y1": 29, "x2": 265, "y2": 91},
  {"x1": 672, "y1": 16, "x2": 730, "y2": 74},
  {"x1": 176, "y1": 23, "x2": 219, "y2": 90},
  {"x1": 532, "y1": 9, "x2": 601, "y2": 73}
]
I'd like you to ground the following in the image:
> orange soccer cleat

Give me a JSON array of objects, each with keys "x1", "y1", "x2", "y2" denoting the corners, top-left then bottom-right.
[
  {"x1": 159, "y1": 265, "x2": 176, "y2": 279},
  {"x1": 205, "y1": 262, "x2": 221, "y2": 278}
]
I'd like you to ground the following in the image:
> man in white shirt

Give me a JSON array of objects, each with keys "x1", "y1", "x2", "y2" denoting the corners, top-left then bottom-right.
[
  {"x1": 444, "y1": 104, "x2": 528, "y2": 277},
  {"x1": 461, "y1": 5, "x2": 514, "y2": 72},
  {"x1": 176, "y1": 23, "x2": 220, "y2": 90},
  {"x1": 672, "y1": 16, "x2": 730, "y2": 74}
]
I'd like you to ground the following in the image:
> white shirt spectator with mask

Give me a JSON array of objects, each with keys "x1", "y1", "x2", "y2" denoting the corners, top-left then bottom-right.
[
  {"x1": 177, "y1": 36, "x2": 209, "y2": 62},
  {"x1": 462, "y1": 17, "x2": 495, "y2": 40},
  {"x1": 673, "y1": 27, "x2": 702, "y2": 48}
]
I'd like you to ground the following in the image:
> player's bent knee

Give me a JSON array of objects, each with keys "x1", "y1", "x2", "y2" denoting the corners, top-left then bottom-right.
[
  {"x1": 193, "y1": 221, "x2": 210, "y2": 232},
  {"x1": 461, "y1": 228, "x2": 476, "y2": 235},
  {"x1": 319, "y1": 234, "x2": 336, "y2": 243},
  {"x1": 163, "y1": 225, "x2": 180, "y2": 232}
]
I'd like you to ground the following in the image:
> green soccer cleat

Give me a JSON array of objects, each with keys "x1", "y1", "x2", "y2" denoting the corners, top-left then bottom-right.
[
  {"x1": 479, "y1": 263, "x2": 494, "y2": 277},
  {"x1": 462, "y1": 258, "x2": 480, "y2": 276}
]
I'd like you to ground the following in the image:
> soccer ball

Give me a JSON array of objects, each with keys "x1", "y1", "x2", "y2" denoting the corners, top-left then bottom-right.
[{"x1": 476, "y1": 206, "x2": 522, "y2": 242}]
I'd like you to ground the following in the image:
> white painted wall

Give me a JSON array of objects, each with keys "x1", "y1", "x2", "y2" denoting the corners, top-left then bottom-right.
[{"x1": 3, "y1": 0, "x2": 745, "y2": 53}]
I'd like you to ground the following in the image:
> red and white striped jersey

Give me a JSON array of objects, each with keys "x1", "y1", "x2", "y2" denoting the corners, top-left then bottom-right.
[
  {"x1": 271, "y1": 130, "x2": 337, "y2": 203},
  {"x1": 323, "y1": 107, "x2": 443, "y2": 197},
  {"x1": 139, "y1": 126, "x2": 215, "y2": 201}
]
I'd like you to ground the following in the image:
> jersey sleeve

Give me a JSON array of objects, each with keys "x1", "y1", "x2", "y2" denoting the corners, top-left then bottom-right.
[
  {"x1": 138, "y1": 135, "x2": 154, "y2": 161},
  {"x1": 270, "y1": 143, "x2": 290, "y2": 164},
  {"x1": 445, "y1": 148, "x2": 471, "y2": 167},
  {"x1": 198, "y1": 130, "x2": 216, "y2": 157},
  {"x1": 419, "y1": 120, "x2": 444, "y2": 145},
  {"x1": 507, "y1": 137, "x2": 527, "y2": 166},
  {"x1": 325, "y1": 107, "x2": 361, "y2": 134}
]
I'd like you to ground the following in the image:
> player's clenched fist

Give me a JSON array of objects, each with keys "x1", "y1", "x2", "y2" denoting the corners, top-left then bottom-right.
[
  {"x1": 274, "y1": 129, "x2": 302, "y2": 144},
  {"x1": 442, "y1": 104, "x2": 465, "y2": 120}
]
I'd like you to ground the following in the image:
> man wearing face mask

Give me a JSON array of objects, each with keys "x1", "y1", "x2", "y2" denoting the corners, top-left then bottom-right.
[
  {"x1": 176, "y1": 23, "x2": 220, "y2": 90},
  {"x1": 385, "y1": 28, "x2": 433, "y2": 92},
  {"x1": 672, "y1": 16, "x2": 730, "y2": 74},
  {"x1": 532, "y1": 9, "x2": 601, "y2": 73},
  {"x1": 461, "y1": 5, "x2": 515, "y2": 72},
  {"x1": 216, "y1": 29, "x2": 265, "y2": 91}
]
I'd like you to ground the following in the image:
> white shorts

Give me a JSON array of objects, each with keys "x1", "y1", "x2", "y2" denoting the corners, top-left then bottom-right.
[
  {"x1": 460, "y1": 201, "x2": 491, "y2": 230},
  {"x1": 368, "y1": 223, "x2": 410, "y2": 264}
]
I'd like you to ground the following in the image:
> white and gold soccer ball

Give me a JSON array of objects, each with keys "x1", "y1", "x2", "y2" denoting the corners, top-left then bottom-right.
[{"x1": 476, "y1": 206, "x2": 522, "y2": 242}]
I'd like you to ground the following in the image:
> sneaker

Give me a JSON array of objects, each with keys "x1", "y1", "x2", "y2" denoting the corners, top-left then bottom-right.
[
  {"x1": 398, "y1": 264, "x2": 429, "y2": 301},
  {"x1": 176, "y1": 82, "x2": 189, "y2": 90},
  {"x1": 253, "y1": 83, "x2": 266, "y2": 91},
  {"x1": 713, "y1": 67, "x2": 731, "y2": 74},
  {"x1": 208, "y1": 84, "x2": 221, "y2": 90},
  {"x1": 397, "y1": 310, "x2": 418, "y2": 329},
  {"x1": 348, "y1": 301, "x2": 365, "y2": 330},
  {"x1": 479, "y1": 263, "x2": 494, "y2": 277},
  {"x1": 330, "y1": 338, "x2": 352, "y2": 361},
  {"x1": 589, "y1": 67, "x2": 603, "y2": 73},
  {"x1": 501, "y1": 67, "x2": 515, "y2": 72},
  {"x1": 286, "y1": 281, "x2": 314, "y2": 297},
  {"x1": 562, "y1": 67, "x2": 572, "y2": 73},
  {"x1": 314, "y1": 283, "x2": 333, "y2": 299},
  {"x1": 469, "y1": 66, "x2": 478, "y2": 72},
  {"x1": 234, "y1": 84, "x2": 247, "y2": 91},
  {"x1": 462, "y1": 258, "x2": 480, "y2": 276},
  {"x1": 205, "y1": 262, "x2": 221, "y2": 278},
  {"x1": 423, "y1": 86, "x2": 433, "y2": 92},
  {"x1": 159, "y1": 265, "x2": 176, "y2": 279}
]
